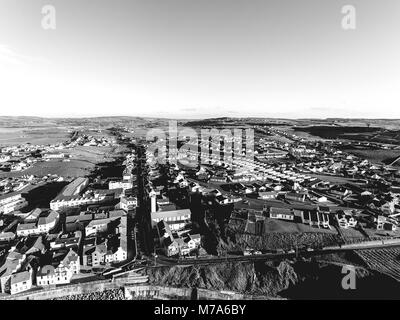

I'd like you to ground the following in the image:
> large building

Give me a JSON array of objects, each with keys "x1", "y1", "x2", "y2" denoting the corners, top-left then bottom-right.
[
  {"x1": 50, "y1": 190, "x2": 114, "y2": 211},
  {"x1": 50, "y1": 177, "x2": 92, "y2": 211},
  {"x1": 16, "y1": 210, "x2": 59, "y2": 237},
  {"x1": 0, "y1": 192, "x2": 28, "y2": 215},
  {"x1": 59, "y1": 177, "x2": 89, "y2": 197}
]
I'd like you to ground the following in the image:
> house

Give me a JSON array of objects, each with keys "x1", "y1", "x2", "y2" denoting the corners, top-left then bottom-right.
[
  {"x1": 62, "y1": 248, "x2": 80, "y2": 275},
  {"x1": 215, "y1": 195, "x2": 242, "y2": 205},
  {"x1": 50, "y1": 190, "x2": 114, "y2": 211},
  {"x1": 85, "y1": 218, "x2": 113, "y2": 237},
  {"x1": 120, "y1": 196, "x2": 137, "y2": 211},
  {"x1": 104, "y1": 242, "x2": 128, "y2": 263},
  {"x1": 37, "y1": 210, "x2": 59, "y2": 233},
  {"x1": 82, "y1": 243, "x2": 107, "y2": 267},
  {"x1": 285, "y1": 192, "x2": 306, "y2": 202},
  {"x1": 109, "y1": 180, "x2": 133, "y2": 191},
  {"x1": 381, "y1": 201, "x2": 396, "y2": 215},
  {"x1": 65, "y1": 214, "x2": 93, "y2": 232},
  {"x1": 180, "y1": 235, "x2": 199, "y2": 254},
  {"x1": 376, "y1": 215, "x2": 397, "y2": 231},
  {"x1": 0, "y1": 251, "x2": 26, "y2": 293},
  {"x1": 0, "y1": 192, "x2": 28, "y2": 215},
  {"x1": 330, "y1": 186, "x2": 352, "y2": 199},
  {"x1": 36, "y1": 249, "x2": 79, "y2": 286},
  {"x1": 16, "y1": 223, "x2": 39, "y2": 237},
  {"x1": 258, "y1": 191, "x2": 278, "y2": 200},
  {"x1": 151, "y1": 209, "x2": 191, "y2": 231},
  {"x1": 156, "y1": 220, "x2": 178, "y2": 257},
  {"x1": 36, "y1": 265, "x2": 69, "y2": 286},
  {"x1": 10, "y1": 270, "x2": 33, "y2": 295},
  {"x1": 164, "y1": 238, "x2": 180, "y2": 257},
  {"x1": 188, "y1": 234, "x2": 201, "y2": 247},
  {"x1": 0, "y1": 232, "x2": 15, "y2": 242},
  {"x1": 336, "y1": 211, "x2": 358, "y2": 229},
  {"x1": 50, "y1": 232, "x2": 82, "y2": 250},
  {"x1": 50, "y1": 178, "x2": 112, "y2": 211},
  {"x1": 268, "y1": 207, "x2": 294, "y2": 221},
  {"x1": 16, "y1": 210, "x2": 59, "y2": 237},
  {"x1": 175, "y1": 238, "x2": 191, "y2": 256}
]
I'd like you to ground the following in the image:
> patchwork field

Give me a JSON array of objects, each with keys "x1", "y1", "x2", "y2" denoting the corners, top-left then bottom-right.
[
  {"x1": 343, "y1": 148, "x2": 400, "y2": 166},
  {"x1": 0, "y1": 145, "x2": 128, "y2": 178},
  {"x1": 0, "y1": 127, "x2": 71, "y2": 147}
]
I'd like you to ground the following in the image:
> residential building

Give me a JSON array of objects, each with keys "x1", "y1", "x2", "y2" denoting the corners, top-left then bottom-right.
[
  {"x1": 85, "y1": 218, "x2": 116, "y2": 237},
  {"x1": 0, "y1": 232, "x2": 15, "y2": 241},
  {"x1": 268, "y1": 207, "x2": 295, "y2": 221},
  {"x1": 36, "y1": 249, "x2": 79, "y2": 286},
  {"x1": 16, "y1": 223, "x2": 39, "y2": 237},
  {"x1": 151, "y1": 209, "x2": 191, "y2": 231},
  {"x1": 0, "y1": 251, "x2": 26, "y2": 293},
  {"x1": 120, "y1": 195, "x2": 137, "y2": 211},
  {"x1": 10, "y1": 270, "x2": 33, "y2": 295}
]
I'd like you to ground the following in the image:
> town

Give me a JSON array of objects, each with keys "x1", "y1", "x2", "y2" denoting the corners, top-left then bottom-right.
[{"x1": 0, "y1": 117, "x2": 400, "y2": 299}]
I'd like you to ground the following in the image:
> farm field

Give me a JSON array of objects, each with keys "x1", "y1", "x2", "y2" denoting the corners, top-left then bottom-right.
[
  {"x1": 343, "y1": 148, "x2": 400, "y2": 166},
  {"x1": 0, "y1": 159, "x2": 95, "y2": 179},
  {"x1": 293, "y1": 126, "x2": 380, "y2": 140},
  {"x1": 62, "y1": 145, "x2": 119, "y2": 162},
  {"x1": 0, "y1": 127, "x2": 71, "y2": 147},
  {"x1": 0, "y1": 145, "x2": 127, "y2": 178}
]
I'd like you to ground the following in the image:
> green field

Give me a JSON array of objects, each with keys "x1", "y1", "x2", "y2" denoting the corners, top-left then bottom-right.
[
  {"x1": 0, "y1": 127, "x2": 70, "y2": 147},
  {"x1": 344, "y1": 148, "x2": 400, "y2": 166},
  {"x1": 0, "y1": 145, "x2": 127, "y2": 178}
]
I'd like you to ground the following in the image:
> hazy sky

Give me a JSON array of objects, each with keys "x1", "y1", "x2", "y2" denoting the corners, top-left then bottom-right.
[{"x1": 0, "y1": 0, "x2": 399, "y2": 118}]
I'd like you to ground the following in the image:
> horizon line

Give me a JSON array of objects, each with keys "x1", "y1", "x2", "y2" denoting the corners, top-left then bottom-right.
[{"x1": 0, "y1": 115, "x2": 400, "y2": 121}]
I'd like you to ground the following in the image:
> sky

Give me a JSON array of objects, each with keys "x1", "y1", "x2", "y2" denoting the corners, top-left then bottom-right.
[{"x1": 0, "y1": 0, "x2": 399, "y2": 119}]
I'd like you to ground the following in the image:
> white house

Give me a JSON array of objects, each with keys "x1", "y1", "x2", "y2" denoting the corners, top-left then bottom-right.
[
  {"x1": 104, "y1": 245, "x2": 127, "y2": 263},
  {"x1": 10, "y1": 270, "x2": 33, "y2": 295},
  {"x1": 0, "y1": 192, "x2": 28, "y2": 215},
  {"x1": 120, "y1": 196, "x2": 137, "y2": 211},
  {"x1": 36, "y1": 249, "x2": 79, "y2": 287},
  {"x1": 37, "y1": 210, "x2": 59, "y2": 233},
  {"x1": 16, "y1": 223, "x2": 39, "y2": 237},
  {"x1": 268, "y1": 207, "x2": 295, "y2": 221},
  {"x1": 85, "y1": 218, "x2": 112, "y2": 237},
  {"x1": 151, "y1": 209, "x2": 191, "y2": 231}
]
